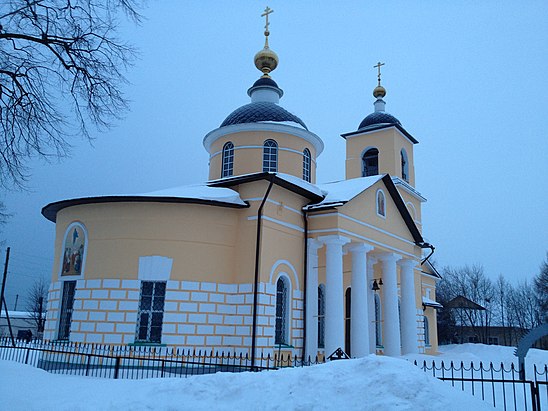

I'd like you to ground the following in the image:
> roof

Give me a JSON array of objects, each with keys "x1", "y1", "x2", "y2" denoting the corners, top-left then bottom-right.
[
  {"x1": 358, "y1": 112, "x2": 401, "y2": 129},
  {"x1": 422, "y1": 296, "x2": 443, "y2": 309},
  {"x1": 341, "y1": 123, "x2": 419, "y2": 144},
  {"x1": 444, "y1": 295, "x2": 486, "y2": 310},
  {"x1": 421, "y1": 260, "x2": 442, "y2": 279},
  {"x1": 305, "y1": 174, "x2": 424, "y2": 245},
  {"x1": 42, "y1": 185, "x2": 249, "y2": 222},
  {"x1": 220, "y1": 102, "x2": 308, "y2": 130},
  {"x1": 209, "y1": 172, "x2": 325, "y2": 202}
]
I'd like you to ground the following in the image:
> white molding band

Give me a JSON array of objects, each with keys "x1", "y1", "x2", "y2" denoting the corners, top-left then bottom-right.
[
  {"x1": 203, "y1": 122, "x2": 324, "y2": 156},
  {"x1": 210, "y1": 145, "x2": 318, "y2": 165},
  {"x1": 247, "y1": 215, "x2": 304, "y2": 233}
]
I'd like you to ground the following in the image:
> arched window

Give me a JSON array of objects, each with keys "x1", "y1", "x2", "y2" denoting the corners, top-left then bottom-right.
[
  {"x1": 345, "y1": 287, "x2": 352, "y2": 356},
  {"x1": 376, "y1": 190, "x2": 386, "y2": 217},
  {"x1": 375, "y1": 294, "x2": 382, "y2": 347},
  {"x1": 424, "y1": 315, "x2": 430, "y2": 346},
  {"x1": 362, "y1": 148, "x2": 379, "y2": 177},
  {"x1": 263, "y1": 139, "x2": 278, "y2": 172},
  {"x1": 275, "y1": 276, "x2": 289, "y2": 345},
  {"x1": 401, "y1": 148, "x2": 409, "y2": 182},
  {"x1": 303, "y1": 148, "x2": 311, "y2": 182},
  {"x1": 318, "y1": 285, "x2": 325, "y2": 349},
  {"x1": 221, "y1": 142, "x2": 234, "y2": 177}
]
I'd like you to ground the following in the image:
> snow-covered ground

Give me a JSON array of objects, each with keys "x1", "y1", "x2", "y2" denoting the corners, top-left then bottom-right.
[{"x1": 0, "y1": 344, "x2": 545, "y2": 411}]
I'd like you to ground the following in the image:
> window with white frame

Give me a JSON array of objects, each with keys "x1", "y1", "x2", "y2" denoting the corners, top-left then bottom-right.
[
  {"x1": 58, "y1": 280, "x2": 76, "y2": 340},
  {"x1": 376, "y1": 190, "x2": 386, "y2": 217},
  {"x1": 318, "y1": 285, "x2": 325, "y2": 349},
  {"x1": 375, "y1": 293, "x2": 382, "y2": 347},
  {"x1": 136, "y1": 281, "x2": 166, "y2": 343},
  {"x1": 303, "y1": 148, "x2": 311, "y2": 182},
  {"x1": 221, "y1": 141, "x2": 234, "y2": 177},
  {"x1": 275, "y1": 276, "x2": 289, "y2": 345},
  {"x1": 263, "y1": 139, "x2": 278, "y2": 172}
]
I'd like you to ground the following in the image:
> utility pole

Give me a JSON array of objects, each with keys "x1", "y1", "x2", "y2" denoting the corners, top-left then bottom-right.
[
  {"x1": 0, "y1": 247, "x2": 15, "y2": 346},
  {"x1": 14, "y1": 294, "x2": 18, "y2": 311}
]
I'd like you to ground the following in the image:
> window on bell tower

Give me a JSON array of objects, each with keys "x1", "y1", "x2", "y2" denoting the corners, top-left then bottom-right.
[
  {"x1": 362, "y1": 148, "x2": 379, "y2": 177},
  {"x1": 401, "y1": 148, "x2": 409, "y2": 182},
  {"x1": 263, "y1": 139, "x2": 278, "y2": 172}
]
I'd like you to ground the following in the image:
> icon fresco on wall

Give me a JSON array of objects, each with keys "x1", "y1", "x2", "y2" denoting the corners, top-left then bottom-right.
[{"x1": 61, "y1": 225, "x2": 85, "y2": 276}]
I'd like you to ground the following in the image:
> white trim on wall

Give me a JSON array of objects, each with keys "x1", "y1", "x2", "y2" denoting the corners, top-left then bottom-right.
[
  {"x1": 269, "y1": 259, "x2": 300, "y2": 290},
  {"x1": 138, "y1": 256, "x2": 173, "y2": 281}
]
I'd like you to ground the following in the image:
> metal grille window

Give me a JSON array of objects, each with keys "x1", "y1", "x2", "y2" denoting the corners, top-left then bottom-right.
[
  {"x1": 263, "y1": 139, "x2": 278, "y2": 172},
  {"x1": 424, "y1": 315, "x2": 430, "y2": 346},
  {"x1": 221, "y1": 142, "x2": 234, "y2": 177},
  {"x1": 58, "y1": 281, "x2": 76, "y2": 340},
  {"x1": 275, "y1": 277, "x2": 288, "y2": 345},
  {"x1": 375, "y1": 293, "x2": 382, "y2": 347},
  {"x1": 317, "y1": 285, "x2": 325, "y2": 348},
  {"x1": 362, "y1": 148, "x2": 379, "y2": 176},
  {"x1": 303, "y1": 148, "x2": 311, "y2": 182},
  {"x1": 136, "y1": 281, "x2": 166, "y2": 344}
]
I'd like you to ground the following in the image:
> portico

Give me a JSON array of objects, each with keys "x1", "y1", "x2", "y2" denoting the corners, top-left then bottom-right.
[{"x1": 305, "y1": 235, "x2": 420, "y2": 359}]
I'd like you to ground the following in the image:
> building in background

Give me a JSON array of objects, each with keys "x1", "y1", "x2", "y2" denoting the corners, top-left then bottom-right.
[{"x1": 42, "y1": 8, "x2": 441, "y2": 360}]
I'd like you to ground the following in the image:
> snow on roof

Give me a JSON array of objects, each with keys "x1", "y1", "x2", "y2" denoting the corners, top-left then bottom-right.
[
  {"x1": 305, "y1": 175, "x2": 384, "y2": 210},
  {"x1": 137, "y1": 184, "x2": 247, "y2": 206},
  {"x1": 275, "y1": 173, "x2": 325, "y2": 198},
  {"x1": 1, "y1": 311, "x2": 33, "y2": 319},
  {"x1": 422, "y1": 296, "x2": 443, "y2": 309}
]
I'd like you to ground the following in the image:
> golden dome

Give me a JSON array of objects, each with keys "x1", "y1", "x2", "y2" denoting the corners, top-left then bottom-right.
[
  {"x1": 373, "y1": 85, "x2": 386, "y2": 98},
  {"x1": 254, "y1": 47, "x2": 279, "y2": 76}
]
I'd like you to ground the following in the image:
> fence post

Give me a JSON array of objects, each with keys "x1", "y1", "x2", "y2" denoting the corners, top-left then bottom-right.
[
  {"x1": 114, "y1": 356, "x2": 121, "y2": 379},
  {"x1": 24, "y1": 347, "x2": 31, "y2": 364}
]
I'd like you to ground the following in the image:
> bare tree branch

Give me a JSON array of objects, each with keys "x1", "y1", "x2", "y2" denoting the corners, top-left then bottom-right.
[{"x1": 0, "y1": 0, "x2": 144, "y2": 189}]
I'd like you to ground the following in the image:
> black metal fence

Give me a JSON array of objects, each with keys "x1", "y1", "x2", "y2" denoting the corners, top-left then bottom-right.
[
  {"x1": 414, "y1": 359, "x2": 548, "y2": 411},
  {"x1": 0, "y1": 338, "x2": 324, "y2": 379}
]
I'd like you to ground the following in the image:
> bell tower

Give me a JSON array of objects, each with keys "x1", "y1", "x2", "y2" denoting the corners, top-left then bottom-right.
[{"x1": 342, "y1": 63, "x2": 418, "y2": 188}]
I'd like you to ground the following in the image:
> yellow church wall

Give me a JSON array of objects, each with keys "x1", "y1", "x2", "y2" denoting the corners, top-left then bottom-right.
[
  {"x1": 207, "y1": 131, "x2": 317, "y2": 182},
  {"x1": 344, "y1": 128, "x2": 416, "y2": 186},
  {"x1": 53, "y1": 202, "x2": 240, "y2": 283}
]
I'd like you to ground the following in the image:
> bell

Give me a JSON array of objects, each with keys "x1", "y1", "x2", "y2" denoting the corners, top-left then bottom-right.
[{"x1": 371, "y1": 279, "x2": 380, "y2": 291}]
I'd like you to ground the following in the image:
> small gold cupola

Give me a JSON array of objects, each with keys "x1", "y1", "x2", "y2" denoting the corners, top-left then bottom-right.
[{"x1": 254, "y1": 7, "x2": 279, "y2": 77}]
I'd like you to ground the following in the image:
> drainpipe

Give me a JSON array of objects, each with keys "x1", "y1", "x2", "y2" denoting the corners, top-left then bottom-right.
[
  {"x1": 251, "y1": 175, "x2": 275, "y2": 369},
  {"x1": 420, "y1": 242, "x2": 435, "y2": 265},
  {"x1": 302, "y1": 209, "x2": 309, "y2": 363}
]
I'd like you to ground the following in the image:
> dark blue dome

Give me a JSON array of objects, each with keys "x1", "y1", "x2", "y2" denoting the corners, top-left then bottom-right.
[
  {"x1": 358, "y1": 112, "x2": 401, "y2": 130},
  {"x1": 251, "y1": 77, "x2": 280, "y2": 88},
  {"x1": 220, "y1": 102, "x2": 308, "y2": 130}
]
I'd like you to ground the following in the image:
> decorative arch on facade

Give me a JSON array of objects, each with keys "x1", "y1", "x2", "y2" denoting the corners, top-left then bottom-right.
[
  {"x1": 221, "y1": 141, "x2": 234, "y2": 177},
  {"x1": 362, "y1": 147, "x2": 379, "y2": 177},
  {"x1": 401, "y1": 148, "x2": 409, "y2": 182},
  {"x1": 376, "y1": 189, "x2": 386, "y2": 218},
  {"x1": 60, "y1": 221, "x2": 88, "y2": 278},
  {"x1": 269, "y1": 259, "x2": 300, "y2": 290},
  {"x1": 263, "y1": 139, "x2": 278, "y2": 172},
  {"x1": 302, "y1": 148, "x2": 311, "y2": 182}
]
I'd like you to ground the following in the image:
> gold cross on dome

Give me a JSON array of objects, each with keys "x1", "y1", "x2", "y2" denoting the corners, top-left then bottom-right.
[
  {"x1": 261, "y1": 6, "x2": 274, "y2": 35},
  {"x1": 374, "y1": 61, "x2": 385, "y2": 85}
]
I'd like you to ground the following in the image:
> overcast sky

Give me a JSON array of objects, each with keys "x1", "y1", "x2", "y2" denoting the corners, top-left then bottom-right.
[{"x1": 1, "y1": 1, "x2": 547, "y2": 309}]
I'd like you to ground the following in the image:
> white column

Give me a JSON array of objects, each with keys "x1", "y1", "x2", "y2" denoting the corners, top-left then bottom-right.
[
  {"x1": 347, "y1": 243, "x2": 374, "y2": 358},
  {"x1": 318, "y1": 235, "x2": 350, "y2": 358},
  {"x1": 305, "y1": 239, "x2": 323, "y2": 360},
  {"x1": 379, "y1": 252, "x2": 401, "y2": 357},
  {"x1": 399, "y1": 259, "x2": 419, "y2": 354},
  {"x1": 367, "y1": 257, "x2": 377, "y2": 354}
]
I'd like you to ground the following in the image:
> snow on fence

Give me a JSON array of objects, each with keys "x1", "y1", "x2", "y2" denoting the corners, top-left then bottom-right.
[{"x1": 414, "y1": 359, "x2": 547, "y2": 411}]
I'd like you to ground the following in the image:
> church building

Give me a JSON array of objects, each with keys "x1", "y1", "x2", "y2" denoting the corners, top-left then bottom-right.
[{"x1": 42, "y1": 8, "x2": 441, "y2": 361}]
